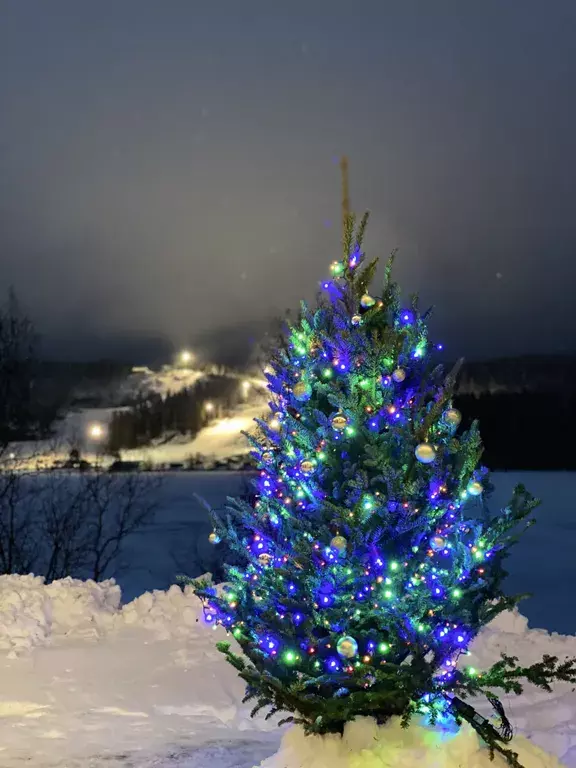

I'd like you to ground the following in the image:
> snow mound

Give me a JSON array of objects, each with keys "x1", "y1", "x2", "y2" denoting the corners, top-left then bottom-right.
[
  {"x1": 0, "y1": 575, "x2": 213, "y2": 654},
  {"x1": 0, "y1": 574, "x2": 121, "y2": 655},
  {"x1": 257, "y1": 716, "x2": 562, "y2": 768},
  {"x1": 120, "y1": 583, "x2": 203, "y2": 638},
  {"x1": 468, "y1": 608, "x2": 576, "y2": 669}
]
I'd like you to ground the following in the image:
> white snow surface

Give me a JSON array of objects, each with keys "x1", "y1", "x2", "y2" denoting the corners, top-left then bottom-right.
[{"x1": 0, "y1": 575, "x2": 575, "y2": 767}]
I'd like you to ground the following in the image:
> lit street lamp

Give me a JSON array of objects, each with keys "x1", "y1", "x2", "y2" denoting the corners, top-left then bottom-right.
[
  {"x1": 204, "y1": 401, "x2": 214, "y2": 413},
  {"x1": 88, "y1": 423, "x2": 105, "y2": 441},
  {"x1": 179, "y1": 350, "x2": 194, "y2": 366}
]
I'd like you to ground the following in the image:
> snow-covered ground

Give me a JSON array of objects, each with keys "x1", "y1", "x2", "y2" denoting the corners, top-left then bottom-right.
[{"x1": 0, "y1": 574, "x2": 575, "y2": 767}]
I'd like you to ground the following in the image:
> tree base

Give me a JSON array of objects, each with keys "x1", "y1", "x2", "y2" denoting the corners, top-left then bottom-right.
[{"x1": 255, "y1": 716, "x2": 563, "y2": 768}]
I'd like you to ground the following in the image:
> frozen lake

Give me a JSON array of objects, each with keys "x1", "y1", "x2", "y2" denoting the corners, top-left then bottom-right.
[{"x1": 113, "y1": 471, "x2": 576, "y2": 635}]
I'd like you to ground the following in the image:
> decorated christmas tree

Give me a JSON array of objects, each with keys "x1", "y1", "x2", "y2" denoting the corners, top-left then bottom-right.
[{"x1": 194, "y1": 187, "x2": 576, "y2": 766}]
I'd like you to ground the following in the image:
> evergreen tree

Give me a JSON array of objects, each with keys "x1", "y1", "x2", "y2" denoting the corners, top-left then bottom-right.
[{"x1": 194, "y1": 212, "x2": 576, "y2": 766}]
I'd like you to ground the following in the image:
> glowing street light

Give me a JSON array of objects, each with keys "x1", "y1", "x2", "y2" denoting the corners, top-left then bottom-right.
[
  {"x1": 204, "y1": 401, "x2": 214, "y2": 413},
  {"x1": 179, "y1": 350, "x2": 194, "y2": 366},
  {"x1": 88, "y1": 423, "x2": 105, "y2": 441}
]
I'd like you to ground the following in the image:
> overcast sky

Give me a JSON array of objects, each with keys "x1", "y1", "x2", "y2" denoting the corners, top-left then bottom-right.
[{"x1": 1, "y1": 1, "x2": 575, "y2": 364}]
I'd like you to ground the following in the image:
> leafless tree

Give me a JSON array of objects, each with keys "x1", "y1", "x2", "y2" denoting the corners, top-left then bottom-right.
[{"x1": 0, "y1": 465, "x2": 161, "y2": 582}]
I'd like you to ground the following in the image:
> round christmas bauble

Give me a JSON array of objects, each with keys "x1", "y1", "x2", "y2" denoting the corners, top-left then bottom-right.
[
  {"x1": 467, "y1": 481, "x2": 483, "y2": 496},
  {"x1": 444, "y1": 408, "x2": 462, "y2": 428},
  {"x1": 351, "y1": 314, "x2": 362, "y2": 326},
  {"x1": 336, "y1": 635, "x2": 358, "y2": 659},
  {"x1": 360, "y1": 294, "x2": 376, "y2": 309},
  {"x1": 293, "y1": 381, "x2": 312, "y2": 401},
  {"x1": 208, "y1": 532, "x2": 221, "y2": 545},
  {"x1": 258, "y1": 553, "x2": 273, "y2": 565},
  {"x1": 261, "y1": 450, "x2": 275, "y2": 463},
  {"x1": 430, "y1": 535, "x2": 445, "y2": 551},
  {"x1": 392, "y1": 367, "x2": 406, "y2": 383},
  {"x1": 330, "y1": 535, "x2": 348, "y2": 554},
  {"x1": 415, "y1": 443, "x2": 436, "y2": 464},
  {"x1": 300, "y1": 459, "x2": 315, "y2": 476},
  {"x1": 331, "y1": 413, "x2": 348, "y2": 431}
]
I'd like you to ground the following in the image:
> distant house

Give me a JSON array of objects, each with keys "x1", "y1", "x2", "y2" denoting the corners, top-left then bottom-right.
[{"x1": 108, "y1": 460, "x2": 143, "y2": 473}]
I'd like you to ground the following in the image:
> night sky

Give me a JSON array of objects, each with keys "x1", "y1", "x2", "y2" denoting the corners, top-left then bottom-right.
[{"x1": 1, "y1": 1, "x2": 575, "y2": 365}]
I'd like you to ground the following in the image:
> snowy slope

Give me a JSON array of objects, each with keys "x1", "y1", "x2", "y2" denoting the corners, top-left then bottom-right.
[
  {"x1": 118, "y1": 365, "x2": 207, "y2": 400},
  {"x1": 1, "y1": 574, "x2": 576, "y2": 767},
  {"x1": 122, "y1": 402, "x2": 265, "y2": 464}
]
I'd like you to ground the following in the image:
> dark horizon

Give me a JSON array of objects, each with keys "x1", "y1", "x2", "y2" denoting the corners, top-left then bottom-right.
[{"x1": 2, "y1": 1, "x2": 576, "y2": 364}]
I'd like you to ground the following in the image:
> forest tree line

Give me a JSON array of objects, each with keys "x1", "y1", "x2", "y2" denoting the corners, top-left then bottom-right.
[{"x1": 106, "y1": 375, "x2": 250, "y2": 452}]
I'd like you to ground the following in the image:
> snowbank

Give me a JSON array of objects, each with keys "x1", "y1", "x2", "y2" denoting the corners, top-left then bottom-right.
[
  {"x1": 0, "y1": 575, "x2": 217, "y2": 654},
  {"x1": 257, "y1": 716, "x2": 562, "y2": 768},
  {"x1": 0, "y1": 574, "x2": 121, "y2": 655}
]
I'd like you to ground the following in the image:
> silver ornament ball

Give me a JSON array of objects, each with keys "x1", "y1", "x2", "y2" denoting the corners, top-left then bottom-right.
[
  {"x1": 430, "y1": 535, "x2": 445, "y2": 552},
  {"x1": 336, "y1": 635, "x2": 359, "y2": 659},
  {"x1": 293, "y1": 381, "x2": 312, "y2": 401},
  {"x1": 444, "y1": 408, "x2": 462, "y2": 428},
  {"x1": 208, "y1": 532, "x2": 221, "y2": 545},
  {"x1": 467, "y1": 481, "x2": 483, "y2": 496},
  {"x1": 330, "y1": 535, "x2": 348, "y2": 554},
  {"x1": 331, "y1": 413, "x2": 348, "y2": 432},
  {"x1": 392, "y1": 367, "x2": 406, "y2": 383},
  {"x1": 415, "y1": 443, "x2": 436, "y2": 464}
]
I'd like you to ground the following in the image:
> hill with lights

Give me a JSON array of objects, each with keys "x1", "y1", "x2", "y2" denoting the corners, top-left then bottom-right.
[{"x1": 5, "y1": 354, "x2": 576, "y2": 471}]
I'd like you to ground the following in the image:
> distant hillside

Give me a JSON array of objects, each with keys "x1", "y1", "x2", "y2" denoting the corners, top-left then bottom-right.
[{"x1": 27, "y1": 354, "x2": 576, "y2": 471}]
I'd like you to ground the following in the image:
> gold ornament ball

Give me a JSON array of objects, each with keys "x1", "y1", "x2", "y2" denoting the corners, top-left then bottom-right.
[
  {"x1": 300, "y1": 460, "x2": 315, "y2": 475},
  {"x1": 330, "y1": 535, "x2": 348, "y2": 554},
  {"x1": 415, "y1": 443, "x2": 436, "y2": 464},
  {"x1": 392, "y1": 367, "x2": 406, "y2": 383},
  {"x1": 293, "y1": 381, "x2": 312, "y2": 401},
  {"x1": 444, "y1": 408, "x2": 462, "y2": 427},
  {"x1": 262, "y1": 451, "x2": 275, "y2": 463},
  {"x1": 208, "y1": 532, "x2": 221, "y2": 545},
  {"x1": 360, "y1": 294, "x2": 376, "y2": 308},
  {"x1": 351, "y1": 314, "x2": 362, "y2": 326},
  {"x1": 258, "y1": 553, "x2": 273, "y2": 565},
  {"x1": 331, "y1": 413, "x2": 348, "y2": 431},
  {"x1": 467, "y1": 481, "x2": 483, "y2": 496},
  {"x1": 336, "y1": 635, "x2": 359, "y2": 658}
]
